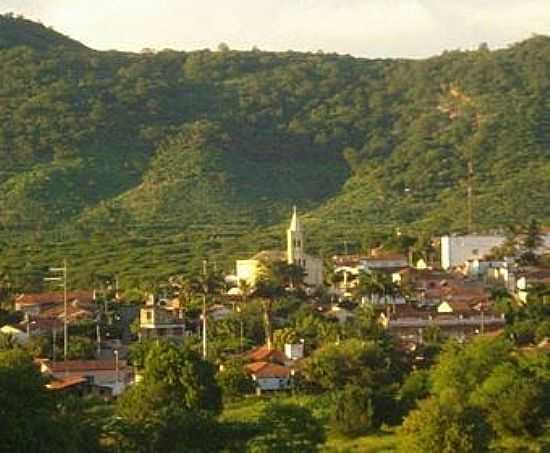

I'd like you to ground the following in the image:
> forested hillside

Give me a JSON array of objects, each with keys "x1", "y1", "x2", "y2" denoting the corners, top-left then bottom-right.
[{"x1": 0, "y1": 15, "x2": 549, "y2": 287}]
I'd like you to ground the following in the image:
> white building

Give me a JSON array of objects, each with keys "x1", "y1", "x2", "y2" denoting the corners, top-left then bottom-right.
[
  {"x1": 441, "y1": 235, "x2": 505, "y2": 270},
  {"x1": 235, "y1": 207, "x2": 323, "y2": 288}
]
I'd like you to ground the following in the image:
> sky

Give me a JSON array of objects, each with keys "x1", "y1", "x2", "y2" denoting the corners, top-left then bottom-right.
[{"x1": 1, "y1": 0, "x2": 549, "y2": 58}]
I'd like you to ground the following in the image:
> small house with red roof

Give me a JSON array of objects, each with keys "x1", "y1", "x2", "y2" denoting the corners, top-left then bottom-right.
[{"x1": 15, "y1": 291, "x2": 95, "y2": 316}]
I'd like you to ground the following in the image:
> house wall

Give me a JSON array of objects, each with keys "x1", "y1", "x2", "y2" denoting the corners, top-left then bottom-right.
[
  {"x1": 47, "y1": 368, "x2": 131, "y2": 387},
  {"x1": 364, "y1": 259, "x2": 408, "y2": 269},
  {"x1": 236, "y1": 260, "x2": 260, "y2": 286},
  {"x1": 255, "y1": 376, "x2": 290, "y2": 391}
]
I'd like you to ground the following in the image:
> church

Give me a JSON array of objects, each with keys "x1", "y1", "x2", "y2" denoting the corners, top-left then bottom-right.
[{"x1": 235, "y1": 208, "x2": 324, "y2": 288}]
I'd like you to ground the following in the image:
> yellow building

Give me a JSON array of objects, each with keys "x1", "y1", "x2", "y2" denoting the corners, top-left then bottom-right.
[{"x1": 236, "y1": 207, "x2": 323, "y2": 288}]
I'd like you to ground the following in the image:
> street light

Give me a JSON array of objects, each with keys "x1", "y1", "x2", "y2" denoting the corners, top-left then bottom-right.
[
  {"x1": 236, "y1": 305, "x2": 244, "y2": 352},
  {"x1": 45, "y1": 259, "x2": 68, "y2": 361}
]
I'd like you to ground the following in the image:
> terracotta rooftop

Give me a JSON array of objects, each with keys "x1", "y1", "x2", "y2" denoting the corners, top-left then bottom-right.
[
  {"x1": 46, "y1": 376, "x2": 88, "y2": 391},
  {"x1": 245, "y1": 361, "x2": 291, "y2": 379},
  {"x1": 246, "y1": 345, "x2": 287, "y2": 364},
  {"x1": 39, "y1": 304, "x2": 95, "y2": 320},
  {"x1": 367, "y1": 254, "x2": 407, "y2": 262},
  {"x1": 439, "y1": 300, "x2": 474, "y2": 314},
  {"x1": 43, "y1": 359, "x2": 127, "y2": 373},
  {"x1": 16, "y1": 291, "x2": 94, "y2": 306}
]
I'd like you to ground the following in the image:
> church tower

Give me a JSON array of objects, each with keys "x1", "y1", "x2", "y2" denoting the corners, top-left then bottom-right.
[{"x1": 287, "y1": 206, "x2": 305, "y2": 267}]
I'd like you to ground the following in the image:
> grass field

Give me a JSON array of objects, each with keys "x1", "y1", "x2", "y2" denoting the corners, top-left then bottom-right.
[{"x1": 221, "y1": 396, "x2": 399, "y2": 452}]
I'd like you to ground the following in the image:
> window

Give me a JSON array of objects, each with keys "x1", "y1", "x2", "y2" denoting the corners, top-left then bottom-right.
[{"x1": 146, "y1": 311, "x2": 152, "y2": 321}]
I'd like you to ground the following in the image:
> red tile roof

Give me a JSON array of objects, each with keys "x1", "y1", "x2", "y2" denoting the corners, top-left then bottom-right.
[
  {"x1": 46, "y1": 376, "x2": 88, "y2": 391},
  {"x1": 16, "y1": 291, "x2": 94, "y2": 306},
  {"x1": 245, "y1": 361, "x2": 291, "y2": 378},
  {"x1": 44, "y1": 359, "x2": 127, "y2": 373},
  {"x1": 39, "y1": 304, "x2": 95, "y2": 320},
  {"x1": 439, "y1": 300, "x2": 474, "y2": 314},
  {"x1": 247, "y1": 345, "x2": 287, "y2": 364}
]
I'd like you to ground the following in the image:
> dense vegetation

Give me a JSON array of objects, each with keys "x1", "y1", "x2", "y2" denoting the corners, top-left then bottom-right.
[{"x1": 0, "y1": 14, "x2": 549, "y2": 287}]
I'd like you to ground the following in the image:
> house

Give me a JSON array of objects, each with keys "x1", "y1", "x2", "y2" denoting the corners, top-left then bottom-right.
[
  {"x1": 284, "y1": 342, "x2": 304, "y2": 360},
  {"x1": 437, "y1": 300, "x2": 474, "y2": 315},
  {"x1": 379, "y1": 305, "x2": 505, "y2": 344},
  {"x1": 0, "y1": 324, "x2": 29, "y2": 345},
  {"x1": 39, "y1": 358, "x2": 130, "y2": 396},
  {"x1": 139, "y1": 302, "x2": 186, "y2": 340},
  {"x1": 460, "y1": 259, "x2": 508, "y2": 279},
  {"x1": 363, "y1": 249, "x2": 408, "y2": 271},
  {"x1": 244, "y1": 361, "x2": 292, "y2": 393},
  {"x1": 45, "y1": 376, "x2": 89, "y2": 395},
  {"x1": 15, "y1": 291, "x2": 95, "y2": 316},
  {"x1": 324, "y1": 305, "x2": 355, "y2": 324},
  {"x1": 39, "y1": 300, "x2": 96, "y2": 323},
  {"x1": 246, "y1": 345, "x2": 287, "y2": 365},
  {"x1": 516, "y1": 268, "x2": 550, "y2": 303},
  {"x1": 235, "y1": 207, "x2": 323, "y2": 288}
]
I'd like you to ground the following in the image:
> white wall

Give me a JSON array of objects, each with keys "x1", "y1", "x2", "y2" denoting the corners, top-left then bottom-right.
[{"x1": 441, "y1": 235, "x2": 505, "y2": 269}]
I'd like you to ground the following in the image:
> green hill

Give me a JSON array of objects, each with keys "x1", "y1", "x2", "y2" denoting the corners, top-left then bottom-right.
[
  {"x1": 0, "y1": 15, "x2": 549, "y2": 288},
  {"x1": 0, "y1": 14, "x2": 87, "y2": 51}
]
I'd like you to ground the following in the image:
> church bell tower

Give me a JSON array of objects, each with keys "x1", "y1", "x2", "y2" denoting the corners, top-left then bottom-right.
[{"x1": 287, "y1": 206, "x2": 305, "y2": 267}]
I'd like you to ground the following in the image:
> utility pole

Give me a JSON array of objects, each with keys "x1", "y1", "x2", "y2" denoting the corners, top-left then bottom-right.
[
  {"x1": 45, "y1": 259, "x2": 68, "y2": 361},
  {"x1": 467, "y1": 156, "x2": 474, "y2": 234},
  {"x1": 202, "y1": 259, "x2": 208, "y2": 360}
]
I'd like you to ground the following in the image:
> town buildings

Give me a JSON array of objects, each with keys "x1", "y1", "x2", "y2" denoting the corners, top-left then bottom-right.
[{"x1": 236, "y1": 207, "x2": 323, "y2": 288}]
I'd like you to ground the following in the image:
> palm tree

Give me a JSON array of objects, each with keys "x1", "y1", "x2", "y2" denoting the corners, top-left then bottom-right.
[
  {"x1": 168, "y1": 274, "x2": 196, "y2": 308},
  {"x1": 254, "y1": 264, "x2": 286, "y2": 351},
  {"x1": 355, "y1": 271, "x2": 385, "y2": 304},
  {"x1": 195, "y1": 266, "x2": 224, "y2": 359}
]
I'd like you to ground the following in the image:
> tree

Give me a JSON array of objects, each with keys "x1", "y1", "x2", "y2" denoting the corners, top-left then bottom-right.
[
  {"x1": 0, "y1": 349, "x2": 85, "y2": 452},
  {"x1": 116, "y1": 342, "x2": 223, "y2": 452},
  {"x1": 521, "y1": 218, "x2": 543, "y2": 264},
  {"x1": 303, "y1": 338, "x2": 395, "y2": 391},
  {"x1": 331, "y1": 384, "x2": 376, "y2": 436},
  {"x1": 398, "y1": 397, "x2": 491, "y2": 453},
  {"x1": 355, "y1": 270, "x2": 396, "y2": 305},
  {"x1": 254, "y1": 263, "x2": 286, "y2": 350},
  {"x1": 247, "y1": 402, "x2": 325, "y2": 452},
  {"x1": 399, "y1": 369, "x2": 431, "y2": 415},
  {"x1": 430, "y1": 337, "x2": 512, "y2": 401},
  {"x1": 217, "y1": 357, "x2": 254, "y2": 400},
  {"x1": 470, "y1": 362, "x2": 545, "y2": 438},
  {"x1": 66, "y1": 335, "x2": 95, "y2": 360},
  {"x1": 273, "y1": 327, "x2": 299, "y2": 350}
]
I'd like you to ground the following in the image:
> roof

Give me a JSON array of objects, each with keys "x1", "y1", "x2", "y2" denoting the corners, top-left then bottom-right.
[
  {"x1": 439, "y1": 300, "x2": 474, "y2": 314},
  {"x1": 39, "y1": 303, "x2": 95, "y2": 320},
  {"x1": 332, "y1": 255, "x2": 364, "y2": 266},
  {"x1": 366, "y1": 253, "x2": 407, "y2": 262},
  {"x1": 518, "y1": 268, "x2": 550, "y2": 281},
  {"x1": 247, "y1": 345, "x2": 287, "y2": 364},
  {"x1": 46, "y1": 376, "x2": 88, "y2": 391},
  {"x1": 245, "y1": 361, "x2": 291, "y2": 378},
  {"x1": 16, "y1": 291, "x2": 94, "y2": 306},
  {"x1": 43, "y1": 359, "x2": 127, "y2": 373}
]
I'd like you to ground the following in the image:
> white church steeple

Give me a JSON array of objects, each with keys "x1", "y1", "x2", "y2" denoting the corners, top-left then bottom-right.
[{"x1": 287, "y1": 206, "x2": 304, "y2": 266}]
